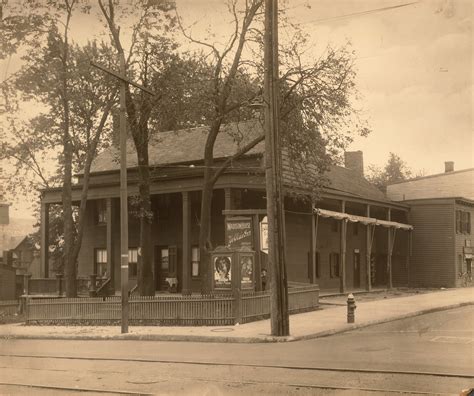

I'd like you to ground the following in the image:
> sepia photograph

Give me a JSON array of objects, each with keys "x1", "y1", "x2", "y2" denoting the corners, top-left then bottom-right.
[{"x1": 0, "y1": 0, "x2": 472, "y2": 395}]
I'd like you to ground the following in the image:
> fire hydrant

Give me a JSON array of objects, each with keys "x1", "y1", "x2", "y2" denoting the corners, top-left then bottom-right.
[{"x1": 347, "y1": 293, "x2": 356, "y2": 323}]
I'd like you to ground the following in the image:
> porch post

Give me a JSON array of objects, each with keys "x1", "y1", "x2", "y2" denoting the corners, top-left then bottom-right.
[
  {"x1": 224, "y1": 188, "x2": 232, "y2": 243},
  {"x1": 387, "y1": 208, "x2": 392, "y2": 289},
  {"x1": 181, "y1": 191, "x2": 191, "y2": 294},
  {"x1": 106, "y1": 198, "x2": 114, "y2": 289},
  {"x1": 310, "y1": 202, "x2": 317, "y2": 284},
  {"x1": 340, "y1": 200, "x2": 346, "y2": 293},
  {"x1": 40, "y1": 202, "x2": 50, "y2": 278},
  {"x1": 407, "y1": 230, "x2": 412, "y2": 286},
  {"x1": 366, "y1": 204, "x2": 372, "y2": 291}
]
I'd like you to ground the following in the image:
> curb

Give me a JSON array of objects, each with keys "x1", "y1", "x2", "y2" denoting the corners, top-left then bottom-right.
[
  {"x1": 290, "y1": 300, "x2": 474, "y2": 342},
  {"x1": 1, "y1": 301, "x2": 472, "y2": 343}
]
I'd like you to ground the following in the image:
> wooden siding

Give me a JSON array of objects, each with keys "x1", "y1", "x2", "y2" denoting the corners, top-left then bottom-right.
[
  {"x1": 454, "y1": 202, "x2": 474, "y2": 287},
  {"x1": 285, "y1": 212, "x2": 312, "y2": 283},
  {"x1": 0, "y1": 265, "x2": 16, "y2": 300},
  {"x1": 408, "y1": 202, "x2": 455, "y2": 287}
]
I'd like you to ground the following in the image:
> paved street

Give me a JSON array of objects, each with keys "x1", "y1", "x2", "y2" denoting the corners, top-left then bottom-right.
[{"x1": 1, "y1": 306, "x2": 472, "y2": 395}]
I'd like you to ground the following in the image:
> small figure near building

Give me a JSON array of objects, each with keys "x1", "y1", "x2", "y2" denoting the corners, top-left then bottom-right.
[{"x1": 261, "y1": 268, "x2": 268, "y2": 291}]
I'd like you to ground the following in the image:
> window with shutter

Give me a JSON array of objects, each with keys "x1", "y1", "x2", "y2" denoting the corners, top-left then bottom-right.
[{"x1": 456, "y1": 210, "x2": 461, "y2": 233}]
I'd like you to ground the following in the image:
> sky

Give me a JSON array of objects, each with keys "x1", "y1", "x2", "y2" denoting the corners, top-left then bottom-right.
[
  {"x1": 1, "y1": 0, "x2": 472, "y2": 220},
  {"x1": 176, "y1": 0, "x2": 473, "y2": 175}
]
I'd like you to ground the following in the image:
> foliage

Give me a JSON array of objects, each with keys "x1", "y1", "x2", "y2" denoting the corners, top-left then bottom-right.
[
  {"x1": 176, "y1": 0, "x2": 370, "y2": 289},
  {"x1": 366, "y1": 152, "x2": 413, "y2": 192},
  {"x1": 1, "y1": 0, "x2": 117, "y2": 296}
]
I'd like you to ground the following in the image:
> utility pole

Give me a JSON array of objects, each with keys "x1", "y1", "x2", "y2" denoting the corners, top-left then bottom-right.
[
  {"x1": 91, "y1": 56, "x2": 154, "y2": 334},
  {"x1": 264, "y1": 0, "x2": 289, "y2": 337}
]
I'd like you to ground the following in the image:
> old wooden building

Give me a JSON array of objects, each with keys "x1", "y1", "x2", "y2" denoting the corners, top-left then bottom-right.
[
  {"x1": 387, "y1": 163, "x2": 473, "y2": 287},
  {"x1": 39, "y1": 120, "x2": 412, "y2": 294}
]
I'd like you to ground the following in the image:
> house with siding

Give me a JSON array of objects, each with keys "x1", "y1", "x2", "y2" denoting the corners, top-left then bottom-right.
[
  {"x1": 39, "y1": 120, "x2": 412, "y2": 294},
  {"x1": 387, "y1": 162, "x2": 473, "y2": 287}
]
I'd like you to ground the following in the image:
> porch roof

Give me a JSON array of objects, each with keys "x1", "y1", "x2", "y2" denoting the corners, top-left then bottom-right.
[{"x1": 314, "y1": 208, "x2": 413, "y2": 230}]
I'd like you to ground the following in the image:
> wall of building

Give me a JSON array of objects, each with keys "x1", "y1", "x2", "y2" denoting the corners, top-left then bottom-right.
[
  {"x1": 77, "y1": 189, "x2": 410, "y2": 293},
  {"x1": 285, "y1": 211, "x2": 312, "y2": 284},
  {"x1": 79, "y1": 190, "x2": 228, "y2": 293},
  {"x1": 454, "y1": 201, "x2": 474, "y2": 287},
  {"x1": 0, "y1": 264, "x2": 16, "y2": 300},
  {"x1": 408, "y1": 201, "x2": 455, "y2": 287}
]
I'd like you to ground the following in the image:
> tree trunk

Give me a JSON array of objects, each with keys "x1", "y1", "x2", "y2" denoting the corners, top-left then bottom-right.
[
  {"x1": 199, "y1": 168, "x2": 215, "y2": 293},
  {"x1": 63, "y1": 132, "x2": 77, "y2": 297},
  {"x1": 137, "y1": 158, "x2": 154, "y2": 296}
]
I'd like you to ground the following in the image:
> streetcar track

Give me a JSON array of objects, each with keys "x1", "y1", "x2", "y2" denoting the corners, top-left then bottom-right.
[
  {"x1": 0, "y1": 377, "x2": 458, "y2": 396},
  {"x1": 0, "y1": 381, "x2": 152, "y2": 395},
  {"x1": 1, "y1": 352, "x2": 471, "y2": 379}
]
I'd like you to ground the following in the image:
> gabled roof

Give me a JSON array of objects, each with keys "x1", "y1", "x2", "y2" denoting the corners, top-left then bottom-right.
[
  {"x1": 91, "y1": 120, "x2": 264, "y2": 173},
  {"x1": 90, "y1": 120, "x2": 389, "y2": 204}
]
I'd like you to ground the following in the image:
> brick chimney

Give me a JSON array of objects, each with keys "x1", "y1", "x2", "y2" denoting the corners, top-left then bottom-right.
[
  {"x1": 344, "y1": 151, "x2": 364, "y2": 177},
  {"x1": 444, "y1": 161, "x2": 454, "y2": 173}
]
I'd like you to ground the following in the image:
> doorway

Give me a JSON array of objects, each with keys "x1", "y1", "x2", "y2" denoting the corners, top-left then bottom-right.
[
  {"x1": 154, "y1": 245, "x2": 178, "y2": 291},
  {"x1": 353, "y1": 251, "x2": 361, "y2": 288}
]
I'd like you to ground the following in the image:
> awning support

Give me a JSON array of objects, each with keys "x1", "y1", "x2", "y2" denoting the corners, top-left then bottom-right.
[{"x1": 313, "y1": 208, "x2": 413, "y2": 230}]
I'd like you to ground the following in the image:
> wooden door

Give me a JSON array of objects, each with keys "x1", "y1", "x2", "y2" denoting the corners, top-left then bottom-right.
[{"x1": 353, "y1": 251, "x2": 361, "y2": 288}]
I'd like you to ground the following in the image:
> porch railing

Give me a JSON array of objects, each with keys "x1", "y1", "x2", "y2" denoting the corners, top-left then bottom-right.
[{"x1": 25, "y1": 285, "x2": 319, "y2": 326}]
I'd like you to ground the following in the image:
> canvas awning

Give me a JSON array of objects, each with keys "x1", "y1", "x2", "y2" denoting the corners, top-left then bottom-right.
[{"x1": 314, "y1": 208, "x2": 413, "y2": 230}]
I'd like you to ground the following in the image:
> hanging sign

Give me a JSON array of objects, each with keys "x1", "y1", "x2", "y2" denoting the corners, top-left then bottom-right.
[
  {"x1": 226, "y1": 217, "x2": 252, "y2": 247},
  {"x1": 260, "y1": 216, "x2": 268, "y2": 253}
]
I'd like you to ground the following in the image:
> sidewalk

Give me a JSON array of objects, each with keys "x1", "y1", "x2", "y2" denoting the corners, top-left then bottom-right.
[{"x1": 1, "y1": 288, "x2": 472, "y2": 343}]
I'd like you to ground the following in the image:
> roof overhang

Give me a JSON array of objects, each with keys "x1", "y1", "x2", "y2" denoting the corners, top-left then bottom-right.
[{"x1": 314, "y1": 208, "x2": 413, "y2": 230}]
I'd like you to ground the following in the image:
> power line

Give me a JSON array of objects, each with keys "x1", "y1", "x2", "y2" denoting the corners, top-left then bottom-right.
[{"x1": 302, "y1": 1, "x2": 419, "y2": 25}]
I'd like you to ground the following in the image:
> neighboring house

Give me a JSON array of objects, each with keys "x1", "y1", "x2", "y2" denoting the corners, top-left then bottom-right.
[
  {"x1": 10, "y1": 236, "x2": 40, "y2": 277},
  {"x1": 387, "y1": 162, "x2": 474, "y2": 201},
  {"x1": 39, "y1": 120, "x2": 412, "y2": 294},
  {"x1": 387, "y1": 162, "x2": 473, "y2": 287},
  {"x1": 0, "y1": 263, "x2": 16, "y2": 300}
]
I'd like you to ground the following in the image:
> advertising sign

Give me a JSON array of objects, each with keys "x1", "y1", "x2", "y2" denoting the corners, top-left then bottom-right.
[
  {"x1": 226, "y1": 217, "x2": 252, "y2": 248},
  {"x1": 239, "y1": 254, "x2": 254, "y2": 289},
  {"x1": 214, "y1": 255, "x2": 232, "y2": 289},
  {"x1": 259, "y1": 216, "x2": 268, "y2": 253}
]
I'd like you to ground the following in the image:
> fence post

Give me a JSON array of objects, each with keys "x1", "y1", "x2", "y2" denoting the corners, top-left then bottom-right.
[
  {"x1": 233, "y1": 288, "x2": 242, "y2": 325},
  {"x1": 25, "y1": 297, "x2": 30, "y2": 323}
]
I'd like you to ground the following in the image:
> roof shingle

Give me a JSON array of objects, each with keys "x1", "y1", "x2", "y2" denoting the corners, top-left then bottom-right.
[{"x1": 91, "y1": 120, "x2": 388, "y2": 203}]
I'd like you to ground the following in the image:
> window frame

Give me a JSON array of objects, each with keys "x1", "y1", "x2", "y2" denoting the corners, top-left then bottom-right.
[
  {"x1": 94, "y1": 248, "x2": 108, "y2": 278},
  {"x1": 128, "y1": 248, "x2": 138, "y2": 279},
  {"x1": 95, "y1": 199, "x2": 107, "y2": 225},
  {"x1": 191, "y1": 245, "x2": 200, "y2": 277}
]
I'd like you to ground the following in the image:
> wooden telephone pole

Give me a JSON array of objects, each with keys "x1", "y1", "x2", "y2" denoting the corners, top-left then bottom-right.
[
  {"x1": 91, "y1": 55, "x2": 154, "y2": 334},
  {"x1": 264, "y1": 0, "x2": 289, "y2": 337}
]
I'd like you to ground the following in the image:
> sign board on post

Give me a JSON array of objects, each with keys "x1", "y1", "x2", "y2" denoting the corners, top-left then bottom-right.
[
  {"x1": 260, "y1": 216, "x2": 268, "y2": 253},
  {"x1": 239, "y1": 253, "x2": 254, "y2": 289},
  {"x1": 213, "y1": 254, "x2": 232, "y2": 290},
  {"x1": 226, "y1": 217, "x2": 252, "y2": 248}
]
